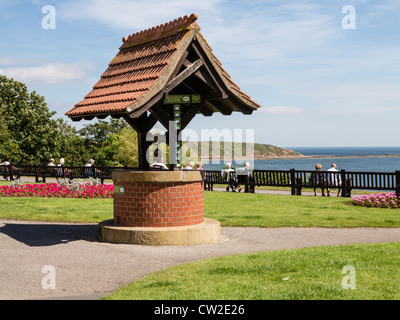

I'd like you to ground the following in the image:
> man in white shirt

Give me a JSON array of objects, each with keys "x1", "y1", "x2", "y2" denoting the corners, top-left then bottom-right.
[
  {"x1": 184, "y1": 161, "x2": 194, "y2": 170},
  {"x1": 150, "y1": 157, "x2": 168, "y2": 170},
  {"x1": 327, "y1": 163, "x2": 341, "y2": 197}
]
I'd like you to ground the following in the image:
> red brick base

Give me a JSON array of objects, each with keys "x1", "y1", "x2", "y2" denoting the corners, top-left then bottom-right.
[{"x1": 113, "y1": 181, "x2": 204, "y2": 228}]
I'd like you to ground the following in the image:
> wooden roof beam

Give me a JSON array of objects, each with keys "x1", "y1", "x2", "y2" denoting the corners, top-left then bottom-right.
[
  {"x1": 199, "y1": 102, "x2": 214, "y2": 117},
  {"x1": 128, "y1": 56, "x2": 203, "y2": 120},
  {"x1": 123, "y1": 113, "x2": 158, "y2": 133},
  {"x1": 164, "y1": 59, "x2": 204, "y2": 93},
  {"x1": 182, "y1": 59, "x2": 219, "y2": 92},
  {"x1": 228, "y1": 96, "x2": 254, "y2": 115},
  {"x1": 209, "y1": 100, "x2": 233, "y2": 116},
  {"x1": 129, "y1": 91, "x2": 164, "y2": 119},
  {"x1": 148, "y1": 103, "x2": 172, "y2": 129},
  {"x1": 190, "y1": 42, "x2": 229, "y2": 99}
]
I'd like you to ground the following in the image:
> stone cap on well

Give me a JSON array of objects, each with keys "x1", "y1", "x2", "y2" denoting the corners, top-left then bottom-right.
[{"x1": 112, "y1": 170, "x2": 203, "y2": 183}]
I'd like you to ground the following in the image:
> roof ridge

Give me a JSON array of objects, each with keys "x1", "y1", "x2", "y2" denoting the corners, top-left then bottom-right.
[{"x1": 121, "y1": 13, "x2": 199, "y2": 48}]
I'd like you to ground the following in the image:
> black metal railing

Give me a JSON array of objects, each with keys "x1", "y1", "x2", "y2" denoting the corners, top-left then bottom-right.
[
  {"x1": 1, "y1": 164, "x2": 399, "y2": 197},
  {"x1": 203, "y1": 169, "x2": 400, "y2": 197},
  {"x1": 0, "y1": 163, "x2": 140, "y2": 184}
]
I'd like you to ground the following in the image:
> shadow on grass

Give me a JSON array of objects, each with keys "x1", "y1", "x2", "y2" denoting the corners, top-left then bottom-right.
[{"x1": 0, "y1": 221, "x2": 99, "y2": 247}]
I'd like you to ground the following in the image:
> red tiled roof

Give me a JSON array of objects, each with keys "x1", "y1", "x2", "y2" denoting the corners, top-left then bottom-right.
[
  {"x1": 65, "y1": 13, "x2": 260, "y2": 119},
  {"x1": 66, "y1": 14, "x2": 199, "y2": 118}
]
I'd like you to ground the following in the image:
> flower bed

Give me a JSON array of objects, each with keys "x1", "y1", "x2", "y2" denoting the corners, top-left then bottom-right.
[
  {"x1": 0, "y1": 183, "x2": 113, "y2": 199},
  {"x1": 352, "y1": 193, "x2": 400, "y2": 209}
]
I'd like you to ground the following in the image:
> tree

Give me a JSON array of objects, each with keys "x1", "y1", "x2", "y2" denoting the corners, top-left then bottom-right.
[
  {"x1": 0, "y1": 75, "x2": 139, "y2": 166},
  {"x1": 0, "y1": 75, "x2": 62, "y2": 164},
  {"x1": 0, "y1": 103, "x2": 18, "y2": 160},
  {"x1": 54, "y1": 118, "x2": 98, "y2": 166},
  {"x1": 97, "y1": 127, "x2": 138, "y2": 167},
  {"x1": 78, "y1": 119, "x2": 128, "y2": 145}
]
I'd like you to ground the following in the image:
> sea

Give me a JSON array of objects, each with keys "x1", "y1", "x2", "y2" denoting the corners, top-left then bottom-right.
[{"x1": 201, "y1": 146, "x2": 400, "y2": 172}]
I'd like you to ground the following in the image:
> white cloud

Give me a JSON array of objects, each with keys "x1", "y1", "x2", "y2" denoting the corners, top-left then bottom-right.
[
  {"x1": 203, "y1": 1, "x2": 338, "y2": 64},
  {"x1": 0, "y1": 57, "x2": 17, "y2": 66},
  {"x1": 59, "y1": 0, "x2": 223, "y2": 31},
  {"x1": 261, "y1": 106, "x2": 304, "y2": 115},
  {"x1": 0, "y1": 62, "x2": 93, "y2": 84},
  {"x1": 0, "y1": 56, "x2": 43, "y2": 67}
]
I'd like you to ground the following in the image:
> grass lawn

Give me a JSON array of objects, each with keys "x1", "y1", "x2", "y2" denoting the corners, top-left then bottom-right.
[
  {"x1": 0, "y1": 197, "x2": 113, "y2": 223},
  {"x1": 1, "y1": 185, "x2": 399, "y2": 300},
  {"x1": 103, "y1": 242, "x2": 400, "y2": 300},
  {"x1": 0, "y1": 191, "x2": 399, "y2": 227},
  {"x1": 204, "y1": 192, "x2": 400, "y2": 228}
]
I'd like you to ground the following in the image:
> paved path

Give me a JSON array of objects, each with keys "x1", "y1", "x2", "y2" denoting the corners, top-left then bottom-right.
[{"x1": 1, "y1": 219, "x2": 400, "y2": 300}]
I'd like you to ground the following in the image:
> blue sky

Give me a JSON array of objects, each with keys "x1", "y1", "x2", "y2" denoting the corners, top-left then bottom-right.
[{"x1": 1, "y1": 0, "x2": 399, "y2": 148}]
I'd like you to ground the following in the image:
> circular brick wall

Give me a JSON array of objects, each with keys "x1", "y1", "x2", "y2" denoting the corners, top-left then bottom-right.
[{"x1": 112, "y1": 171, "x2": 204, "y2": 228}]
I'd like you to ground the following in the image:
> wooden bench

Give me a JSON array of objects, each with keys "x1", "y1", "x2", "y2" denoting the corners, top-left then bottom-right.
[
  {"x1": 2, "y1": 164, "x2": 138, "y2": 184},
  {"x1": 40, "y1": 166, "x2": 112, "y2": 184},
  {"x1": 252, "y1": 169, "x2": 352, "y2": 196},
  {"x1": 204, "y1": 169, "x2": 352, "y2": 196},
  {"x1": 204, "y1": 170, "x2": 253, "y2": 192},
  {"x1": 0, "y1": 164, "x2": 21, "y2": 181}
]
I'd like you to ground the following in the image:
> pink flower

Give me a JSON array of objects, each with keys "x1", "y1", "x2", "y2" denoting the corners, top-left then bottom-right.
[{"x1": 0, "y1": 183, "x2": 114, "y2": 199}]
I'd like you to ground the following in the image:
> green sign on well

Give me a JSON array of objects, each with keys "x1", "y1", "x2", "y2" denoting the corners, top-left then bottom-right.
[
  {"x1": 191, "y1": 94, "x2": 201, "y2": 103},
  {"x1": 164, "y1": 94, "x2": 201, "y2": 104},
  {"x1": 163, "y1": 95, "x2": 201, "y2": 168},
  {"x1": 114, "y1": 186, "x2": 125, "y2": 194},
  {"x1": 174, "y1": 104, "x2": 181, "y2": 130}
]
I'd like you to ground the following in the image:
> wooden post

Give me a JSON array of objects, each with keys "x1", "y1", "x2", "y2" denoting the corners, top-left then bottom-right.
[
  {"x1": 8, "y1": 163, "x2": 14, "y2": 181},
  {"x1": 290, "y1": 168, "x2": 296, "y2": 196},
  {"x1": 244, "y1": 174, "x2": 249, "y2": 193},
  {"x1": 396, "y1": 171, "x2": 400, "y2": 197},
  {"x1": 138, "y1": 131, "x2": 150, "y2": 171},
  {"x1": 34, "y1": 164, "x2": 39, "y2": 183},
  {"x1": 341, "y1": 169, "x2": 347, "y2": 197},
  {"x1": 123, "y1": 113, "x2": 158, "y2": 172},
  {"x1": 172, "y1": 104, "x2": 182, "y2": 169}
]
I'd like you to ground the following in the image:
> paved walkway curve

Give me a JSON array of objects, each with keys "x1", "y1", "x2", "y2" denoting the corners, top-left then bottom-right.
[{"x1": 1, "y1": 219, "x2": 400, "y2": 300}]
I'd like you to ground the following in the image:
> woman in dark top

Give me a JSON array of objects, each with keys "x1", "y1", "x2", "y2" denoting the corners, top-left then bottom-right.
[{"x1": 310, "y1": 163, "x2": 326, "y2": 196}]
